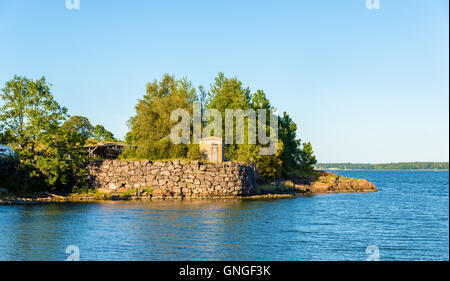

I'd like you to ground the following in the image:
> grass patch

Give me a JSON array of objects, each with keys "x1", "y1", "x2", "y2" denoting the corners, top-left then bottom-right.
[
  {"x1": 122, "y1": 188, "x2": 138, "y2": 196},
  {"x1": 285, "y1": 169, "x2": 321, "y2": 179},
  {"x1": 122, "y1": 187, "x2": 153, "y2": 196},
  {"x1": 143, "y1": 187, "x2": 153, "y2": 194},
  {"x1": 69, "y1": 189, "x2": 103, "y2": 196},
  {"x1": 283, "y1": 180, "x2": 295, "y2": 187}
]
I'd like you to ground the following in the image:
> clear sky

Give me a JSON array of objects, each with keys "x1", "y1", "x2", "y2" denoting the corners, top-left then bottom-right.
[{"x1": 0, "y1": 0, "x2": 448, "y2": 163}]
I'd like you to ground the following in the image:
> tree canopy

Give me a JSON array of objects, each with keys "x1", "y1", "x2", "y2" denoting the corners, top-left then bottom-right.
[
  {"x1": 0, "y1": 75, "x2": 68, "y2": 151},
  {"x1": 62, "y1": 115, "x2": 93, "y2": 140},
  {"x1": 124, "y1": 72, "x2": 317, "y2": 179},
  {"x1": 123, "y1": 74, "x2": 196, "y2": 160},
  {"x1": 0, "y1": 73, "x2": 318, "y2": 193},
  {"x1": 0, "y1": 76, "x2": 116, "y2": 193},
  {"x1": 62, "y1": 116, "x2": 117, "y2": 144}
]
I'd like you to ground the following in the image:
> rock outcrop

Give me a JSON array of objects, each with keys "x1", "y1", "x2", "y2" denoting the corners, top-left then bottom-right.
[{"x1": 291, "y1": 171, "x2": 377, "y2": 193}]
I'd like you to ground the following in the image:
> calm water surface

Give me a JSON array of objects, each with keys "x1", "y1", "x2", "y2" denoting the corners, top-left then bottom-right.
[{"x1": 0, "y1": 171, "x2": 448, "y2": 261}]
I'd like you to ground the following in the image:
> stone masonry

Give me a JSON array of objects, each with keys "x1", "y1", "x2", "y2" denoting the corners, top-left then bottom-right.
[{"x1": 86, "y1": 160, "x2": 257, "y2": 198}]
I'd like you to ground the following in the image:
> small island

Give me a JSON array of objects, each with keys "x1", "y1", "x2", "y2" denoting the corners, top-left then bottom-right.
[{"x1": 1, "y1": 74, "x2": 377, "y2": 205}]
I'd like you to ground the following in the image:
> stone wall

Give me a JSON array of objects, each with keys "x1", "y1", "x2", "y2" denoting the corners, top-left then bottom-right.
[{"x1": 86, "y1": 160, "x2": 257, "y2": 198}]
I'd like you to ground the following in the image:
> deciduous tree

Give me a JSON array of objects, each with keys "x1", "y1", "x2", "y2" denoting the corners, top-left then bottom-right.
[
  {"x1": 62, "y1": 115, "x2": 94, "y2": 141},
  {"x1": 0, "y1": 76, "x2": 88, "y2": 192},
  {"x1": 124, "y1": 74, "x2": 195, "y2": 160}
]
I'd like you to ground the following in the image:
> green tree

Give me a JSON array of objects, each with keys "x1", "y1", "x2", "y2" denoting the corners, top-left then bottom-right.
[
  {"x1": 92, "y1": 125, "x2": 117, "y2": 142},
  {"x1": 124, "y1": 74, "x2": 195, "y2": 160},
  {"x1": 197, "y1": 85, "x2": 208, "y2": 116},
  {"x1": 0, "y1": 75, "x2": 67, "y2": 151},
  {"x1": 123, "y1": 72, "x2": 318, "y2": 179},
  {"x1": 206, "y1": 73, "x2": 284, "y2": 179},
  {"x1": 31, "y1": 128, "x2": 88, "y2": 192},
  {"x1": 62, "y1": 115, "x2": 117, "y2": 143},
  {"x1": 62, "y1": 115, "x2": 94, "y2": 141},
  {"x1": 206, "y1": 73, "x2": 253, "y2": 160},
  {"x1": 278, "y1": 112, "x2": 301, "y2": 171},
  {"x1": 208, "y1": 73, "x2": 252, "y2": 113},
  {"x1": 0, "y1": 76, "x2": 88, "y2": 192},
  {"x1": 0, "y1": 129, "x2": 12, "y2": 145},
  {"x1": 251, "y1": 90, "x2": 271, "y2": 111},
  {"x1": 299, "y1": 142, "x2": 317, "y2": 172}
]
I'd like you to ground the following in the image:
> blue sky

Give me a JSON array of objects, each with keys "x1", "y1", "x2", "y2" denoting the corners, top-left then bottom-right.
[{"x1": 0, "y1": 0, "x2": 448, "y2": 163}]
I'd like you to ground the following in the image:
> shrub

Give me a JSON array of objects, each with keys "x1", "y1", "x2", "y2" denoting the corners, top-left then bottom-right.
[{"x1": 187, "y1": 144, "x2": 201, "y2": 160}]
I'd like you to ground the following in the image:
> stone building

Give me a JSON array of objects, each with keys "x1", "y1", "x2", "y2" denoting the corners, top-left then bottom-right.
[{"x1": 199, "y1": 137, "x2": 224, "y2": 163}]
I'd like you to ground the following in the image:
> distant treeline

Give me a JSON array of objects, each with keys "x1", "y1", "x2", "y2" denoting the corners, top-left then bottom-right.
[{"x1": 316, "y1": 162, "x2": 449, "y2": 170}]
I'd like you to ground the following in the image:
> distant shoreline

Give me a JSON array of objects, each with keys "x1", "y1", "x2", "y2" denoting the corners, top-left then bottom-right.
[
  {"x1": 316, "y1": 162, "x2": 449, "y2": 171},
  {"x1": 320, "y1": 169, "x2": 449, "y2": 171}
]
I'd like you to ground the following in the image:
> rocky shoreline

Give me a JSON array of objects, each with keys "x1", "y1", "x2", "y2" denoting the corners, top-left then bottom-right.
[
  {"x1": 0, "y1": 172, "x2": 377, "y2": 205},
  {"x1": 0, "y1": 189, "x2": 308, "y2": 205},
  {"x1": 0, "y1": 193, "x2": 301, "y2": 205},
  {"x1": 292, "y1": 171, "x2": 378, "y2": 193}
]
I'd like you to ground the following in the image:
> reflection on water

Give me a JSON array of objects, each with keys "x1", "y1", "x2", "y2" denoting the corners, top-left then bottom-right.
[{"x1": 0, "y1": 171, "x2": 448, "y2": 261}]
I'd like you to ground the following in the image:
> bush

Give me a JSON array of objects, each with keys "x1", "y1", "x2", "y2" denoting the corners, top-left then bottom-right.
[{"x1": 187, "y1": 144, "x2": 201, "y2": 160}]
